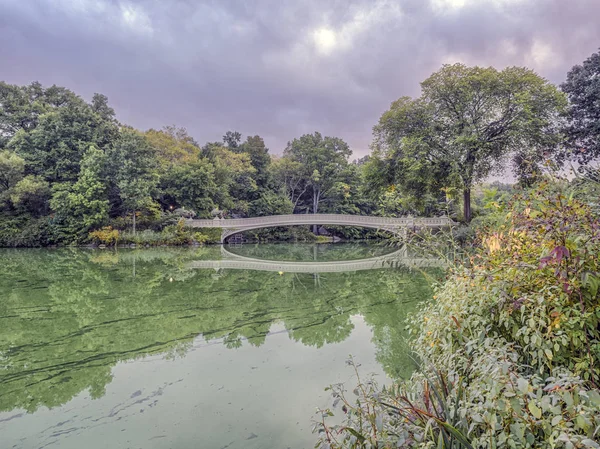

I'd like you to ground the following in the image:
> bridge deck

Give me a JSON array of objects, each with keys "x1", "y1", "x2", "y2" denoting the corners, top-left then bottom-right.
[
  {"x1": 187, "y1": 214, "x2": 454, "y2": 229},
  {"x1": 186, "y1": 214, "x2": 455, "y2": 243}
]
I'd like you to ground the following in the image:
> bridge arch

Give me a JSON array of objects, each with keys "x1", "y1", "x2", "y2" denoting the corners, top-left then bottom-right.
[{"x1": 186, "y1": 214, "x2": 454, "y2": 243}]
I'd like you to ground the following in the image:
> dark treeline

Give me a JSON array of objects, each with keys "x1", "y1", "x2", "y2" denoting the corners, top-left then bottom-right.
[{"x1": 1, "y1": 47, "x2": 598, "y2": 246}]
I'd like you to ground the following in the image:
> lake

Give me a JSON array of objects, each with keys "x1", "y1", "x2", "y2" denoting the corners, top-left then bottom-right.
[{"x1": 0, "y1": 243, "x2": 441, "y2": 449}]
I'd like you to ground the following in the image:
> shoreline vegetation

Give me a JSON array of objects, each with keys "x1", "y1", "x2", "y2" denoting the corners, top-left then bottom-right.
[{"x1": 315, "y1": 181, "x2": 600, "y2": 448}]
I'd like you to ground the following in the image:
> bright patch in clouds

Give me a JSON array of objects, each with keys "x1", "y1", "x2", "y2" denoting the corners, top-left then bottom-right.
[
  {"x1": 527, "y1": 39, "x2": 560, "y2": 69},
  {"x1": 120, "y1": 3, "x2": 153, "y2": 36},
  {"x1": 313, "y1": 28, "x2": 338, "y2": 55}
]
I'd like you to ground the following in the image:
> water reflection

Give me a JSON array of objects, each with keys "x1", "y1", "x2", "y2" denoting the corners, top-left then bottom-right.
[{"x1": 0, "y1": 244, "x2": 442, "y2": 448}]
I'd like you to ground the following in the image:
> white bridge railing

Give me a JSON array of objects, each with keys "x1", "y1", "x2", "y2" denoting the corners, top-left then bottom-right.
[{"x1": 187, "y1": 214, "x2": 454, "y2": 229}]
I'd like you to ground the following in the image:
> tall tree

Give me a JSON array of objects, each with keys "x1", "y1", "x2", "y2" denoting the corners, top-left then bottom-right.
[
  {"x1": 222, "y1": 131, "x2": 242, "y2": 149},
  {"x1": 283, "y1": 132, "x2": 352, "y2": 231},
  {"x1": 270, "y1": 156, "x2": 308, "y2": 211},
  {"x1": 561, "y1": 48, "x2": 600, "y2": 164},
  {"x1": 50, "y1": 146, "x2": 109, "y2": 238},
  {"x1": 239, "y1": 135, "x2": 271, "y2": 189},
  {"x1": 0, "y1": 81, "x2": 80, "y2": 145},
  {"x1": 0, "y1": 150, "x2": 25, "y2": 193},
  {"x1": 374, "y1": 64, "x2": 567, "y2": 222},
  {"x1": 202, "y1": 143, "x2": 257, "y2": 215},
  {"x1": 158, "y1": 159, "x2": 217, "y2": 217},
  {"x1": 145, "y1": 126, "x2": 201, "y2": 166},
  {"x1": 5, "y1": 84, "x2": 118, "y2": 184},
  {"x1": 107, "y1": 129, "x2": 159, "y2": 233}
]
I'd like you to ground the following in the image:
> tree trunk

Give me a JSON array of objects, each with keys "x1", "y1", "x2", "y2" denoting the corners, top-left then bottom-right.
[
  {"x1": 132, "y1": 210, "x2": 136, "y2": 235},
  {"x1": 463, "y1": 188, "x2": 471, "y2": 223},
  {"x1": 313, "y1": 191, "x2": 319, "y2": 234}
]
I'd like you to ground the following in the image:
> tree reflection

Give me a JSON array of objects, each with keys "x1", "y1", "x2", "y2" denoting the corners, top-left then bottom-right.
[{"x1": 0, "y1": 247, "x2": 440, "y2": 413}]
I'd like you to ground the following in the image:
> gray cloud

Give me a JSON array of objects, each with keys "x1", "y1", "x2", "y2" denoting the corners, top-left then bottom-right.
[{"x1": 1, "y1": 0, "x2": 599, "y2": 157}]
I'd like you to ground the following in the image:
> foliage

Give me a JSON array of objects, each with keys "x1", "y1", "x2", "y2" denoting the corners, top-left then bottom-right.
[
  {"x1": 571, "y1": 167, "x2": 600, "y2": 216},
  {"x1": 144, "y1": 126, "x2": 201, "y2": 166},
  {"x1": 107, "y1": 128, "x2": 159, "y2": 220},
  {"x1": 89, "y1": 226, "x2": 119, "y2": 246},
  {"x1": 241, "y1": 226, "x2": 319, "y2": 243},
  {"x1": 561, "y1": 48, "x2": 600, "y2": 164},
  {"x1": 0, "y1": 215, "x2": 55, "y2": 247},
  {"x1": 315, "y1": 183, "x2": 600, "y2": 448},
  {"x1": 203, "y1": 143, "x2": 258, "y2": 214},
  {"x1": 0, "y1": 149, "x2": 25, "y2": 192},
  {"x1": 9, "y1": 175, "x2": 51, "y2": 216},
  {"x1": 282, "y1": 132, "x2": 353, "y2": 216},
  {"x1": 118, "y1": 221, "x2": 219, "y2": 246},
  {"x1": 372, "y1": 64, "x2": 567, "y2": 222},
  {"x1": 158, "y1": 158, "x2": 217, "y2": 217},
  {"x1": 4, "y1": 82, "x2": 118, "y2": 184},
  {"x1": 50, "y1": 145, "x2": 109, "y2": 240},
  {"x1": 249, "y1": 189, "x2": 294, "y2": 216},
  {"x1": 0, "y1": 70, "x2": 584, "y2": 247}
]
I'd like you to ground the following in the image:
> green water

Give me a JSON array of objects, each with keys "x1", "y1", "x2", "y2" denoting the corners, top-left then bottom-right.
[{"x1": 0, "y1": 244, "x2": 440, "y2": 449}]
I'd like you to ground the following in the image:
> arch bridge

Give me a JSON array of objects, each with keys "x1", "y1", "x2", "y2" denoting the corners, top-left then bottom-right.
[{"x1": 186, "y1": 214, "x2": 455, "y2": 243}]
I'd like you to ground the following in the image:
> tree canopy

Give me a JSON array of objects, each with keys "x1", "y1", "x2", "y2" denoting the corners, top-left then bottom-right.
[
  {"x1": 372, "y1": 64, "x2": 566, "y2": 221},
  {"x1": 561, "y1": 48, "x2": 600, "y2": 164}
]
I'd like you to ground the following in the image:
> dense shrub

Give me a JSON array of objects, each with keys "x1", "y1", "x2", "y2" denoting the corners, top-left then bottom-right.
[
  {"x1": 0, "y1": 215, "x2": 56, "y2": 247},
  {"x1": 89, "y1": 226, "x2": 119, "y2": 246},
  {"x1": 315, "y1": 183, "x2": 600, "y2": 448},
  {"x1": 116, "y1": 220, "x2": 220, "y2": 246}
]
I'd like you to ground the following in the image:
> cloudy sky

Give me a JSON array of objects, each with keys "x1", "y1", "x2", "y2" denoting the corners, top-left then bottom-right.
[{"x1": 1, "y1": 0, "x2": 599, "y2": 157}]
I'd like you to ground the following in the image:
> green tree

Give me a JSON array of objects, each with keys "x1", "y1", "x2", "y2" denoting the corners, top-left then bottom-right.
[
  {"x1": 107, "y1": 129, "x2": 159, "y2": 233},
  {"x1": 0, "y1": 150, "x2": 25, "y2": 193},
  {"x1": 5, "y1": 84, "x2": 118, "y2": 184},
  {"x1": 203, "y1": 144, "x2": 257, "y2": 215},
  {"x1": 283, "y1": 132, "x2": 352, "y2": 230},
  {"x1": 270, "y1": 156, "x2": 308, "y2": 211},
  {"x1": 374, "y1": 64, "x2": 567, "y2": 222},
  {"x1": 145, "y1": 126, "x2": 201, "y2": 166},
  {"x1": 249, "y1": 190, "x2": 293, "y2": 216},
  {"x1": 10, "y1": 175, "x2": 51, "y2": 216},
  {"x1": 561, "y1": 48, "x2": 600, "y2": 164},
  {"x1": 0, "y1": 81, "x2": 76, "y2": 146},
  {"x1": 239, "y1": 135, "x2": 272, "y2": 189},
  {"x1": 222, "y1": 130, "x2": 242, "y2": 149},
  {"x1": 50, "y1": 146, "x2": 109, "y2": 238},
  {"x1": 158, "y1": 159, "x2": 217, "y2": 217}
]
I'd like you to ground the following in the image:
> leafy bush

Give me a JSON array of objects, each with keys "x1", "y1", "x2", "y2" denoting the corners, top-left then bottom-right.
[
  {"x1": 315, "y1": 183, "x2": 600, "y2": 448},
  {"x1": 89, "y1": 226, "x2": 119, "y2": 246},
  {"x1": 116, "y1": 220, "x2": 220, "y2": 246},
  {"x1": 0, "y1": 215, "x2": 56, "y2": 247}
]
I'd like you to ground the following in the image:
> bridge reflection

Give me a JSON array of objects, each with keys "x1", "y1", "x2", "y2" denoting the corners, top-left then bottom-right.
[{"x1": 189, "y1": 245, "x2": 443, "y2": 273}]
